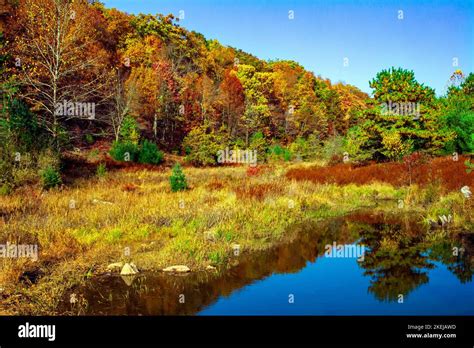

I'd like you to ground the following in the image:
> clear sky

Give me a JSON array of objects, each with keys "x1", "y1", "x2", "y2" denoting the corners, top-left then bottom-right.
[{"x1": 102, "y1": 0, "x2": 473, "y2": 96}]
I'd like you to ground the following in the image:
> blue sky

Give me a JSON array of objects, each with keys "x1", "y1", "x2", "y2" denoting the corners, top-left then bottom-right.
[{"x1": 102, "y1": 0, "x2": 473, "y2": 95}]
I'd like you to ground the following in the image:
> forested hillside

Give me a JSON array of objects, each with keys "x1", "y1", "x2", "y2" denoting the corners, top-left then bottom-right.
[{"x1": 0, "y1": 0, "x2": 473, "y2": 190}]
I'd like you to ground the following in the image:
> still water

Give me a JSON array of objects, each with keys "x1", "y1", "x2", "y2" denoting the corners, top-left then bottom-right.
[{"x1": 62, "y1": 212, "x2": 474, "y2": 315}]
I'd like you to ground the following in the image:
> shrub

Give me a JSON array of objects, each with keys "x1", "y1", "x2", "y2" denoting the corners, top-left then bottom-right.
[
  {"x1": 138, "y1": 140, "x2": 164, "y2": 165},
  {"x1": 170, "y1": 163, "x2": 188, "y2": 192},
  {"x1": 40, "y1": 166, "x2": 62, "y2": 190},
  {"x1": 288, "y1": 134, "x2": 323, "y2": 161},
  {"x1": 119, "y1": 115, "x2": 140, "y2": 145},
  {"x1": 109, "y1": 141, "x2": 139, "y2": 162},
  {"x1": 182, "y1": 124, "x2": 226, "y2": 166},
  {"x1": 267, "y1": 144, "x2": 292, "y2": 162}
]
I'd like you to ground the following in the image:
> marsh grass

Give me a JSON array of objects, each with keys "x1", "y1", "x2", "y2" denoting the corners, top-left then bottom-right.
[{"x1": 0, "y1": 159, "x2": 472, "y2": 314}]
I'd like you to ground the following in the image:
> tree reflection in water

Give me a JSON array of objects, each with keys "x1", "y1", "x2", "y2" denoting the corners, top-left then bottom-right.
[{"x1": 61, "y1": 212, "x2": 474, "y2": 315}]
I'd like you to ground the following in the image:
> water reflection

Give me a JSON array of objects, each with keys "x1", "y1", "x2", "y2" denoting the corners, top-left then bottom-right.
[{"x1": 61, "y1": 212, "x2": 474, "y2": 315}]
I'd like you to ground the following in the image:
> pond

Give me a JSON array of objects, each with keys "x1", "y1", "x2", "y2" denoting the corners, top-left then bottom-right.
[{"x1": 61, "y1": 211, "x2": 474, "y2": 315}]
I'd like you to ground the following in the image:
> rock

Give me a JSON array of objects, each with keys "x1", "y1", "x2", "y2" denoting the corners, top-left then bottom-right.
[
  {"x1": 106, "y1": 262, "x2": 124, "y2": 272},
  {"x1": 121, "y1": 275, "x2": 136, "y2": 286},
  {"x1": 206, "y1": 265, "x2": 217, "y2": 271},
  {"x1": 120, "y1": 262, "x2": 139, "y2": 275},
  {"x1": 163, "y1": 265, "x2": 190, "y2": 273},
  {"x1": 461, "y1": 186, "x2": 472, "y2": 199}
]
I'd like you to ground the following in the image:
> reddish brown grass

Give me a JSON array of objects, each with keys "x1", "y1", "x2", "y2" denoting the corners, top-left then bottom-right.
[
  {"x1": 121, "y1": 183, "x2": 139, "y2": 192},
  {"x1": 246, "y1": 166, "x2": 260, "y2": 177},
  {"x1": 206, "y1": 179, "x2": 225, "y2": 190},
  {"x1": 234, "y1": 182, "x2": 283, "y2": 201},
  {"x1": 286, "y1": 156, "x2": 473, "y2": 192}
]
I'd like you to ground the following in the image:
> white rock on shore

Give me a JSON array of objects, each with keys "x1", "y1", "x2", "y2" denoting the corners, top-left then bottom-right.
[
  {"x1": 162, "y1": 265, "x2": 190, "y2": 273},
  {"x1": 120, "y1": 262, "x2": 139, "y2": 275},
  {"x1": 106, "y1": 262, "x2": 124, "y2": 272}
]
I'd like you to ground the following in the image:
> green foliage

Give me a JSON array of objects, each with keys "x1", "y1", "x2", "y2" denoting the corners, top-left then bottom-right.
[
  {"x1": 438, "y1": 85, "x2": 474, "y2": 154},
  {"x1": 442, "y1": 109, "x2": 474, "y2": 154},
  {"x1": 182, "y1": 124, "x2": 226, "y2": 166},
  {"x1": 84, "y1": 133, "x2": 94, "y2": 145},
  {"x1": 208, "y1": 250, "x2": 225, "y2": 265},
  {"x1": 0, "y1": 98, "x2": 47, "y2": 153},
  {"x1": 343, "y1": 127, "x2": 374, "y2": 163},
  {"x1": 0, "y1": 97, "x2": 50, "y2": 189},
  {"x1": 268, "y1": 144, "x2": 292, "y2": 162},
  {"x1": 0, "y1": 146, "x2": 61, "y2": 190},
  {"x1": 248, "y1": 132, "x2": 267, "y2": 160},
  {"x1": 119, "y1": 115, "x2": 140, "y2": 145},
  {"x1": 465, "y1": 159, "x2": 474, "y2": 174},
  {"x1": 96, "y1": 162, "x2": 107, "y2": 179},
  {"x1": 138, "y1": 140, "x2": 164, "y2": 165},
  {"x1": 40, "y1": 166, "x2": 62, "y2": 190},
  {"x1": 109, "y1": 141, "x2": 139, "y2": 162},
  {"x1": 170, "y1": 163, "x2": 188, "y2": 192},
  {"x1": 110, "y1": 139, "x2": 163, "y2": 165},
  {"x1": 461, "y1": 73, "x2": 474, "y2": 96},
  {"x1": 346, "y1": 68, "x2": 455, "y2": 161},
  {"x1": 289, "y1": 135, "x2": 321, "y2": 161},
  {"x1": 370, "y1": 67, "x2": 435, "y2": 105},
  {"x1": 0, "y1": 183, "x2": 12, "y2": 196}
]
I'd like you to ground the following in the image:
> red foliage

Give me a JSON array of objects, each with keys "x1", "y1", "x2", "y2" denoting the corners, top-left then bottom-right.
[
  {"x1": 286, "y1": 156, "x2": 473, "y2": 192},
  {"x1": 246, "y1": 166, "x2": 260, "y2": 177}
]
